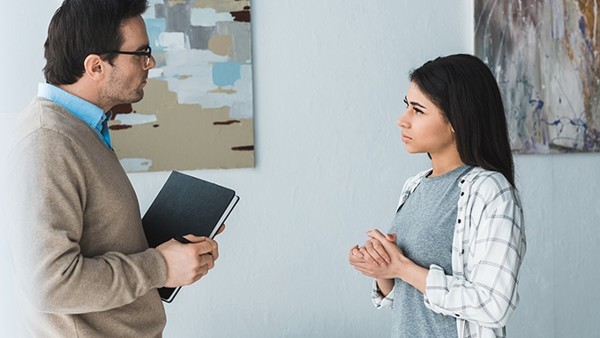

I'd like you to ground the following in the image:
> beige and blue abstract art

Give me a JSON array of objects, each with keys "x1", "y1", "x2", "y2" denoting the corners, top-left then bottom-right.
[
  {"x1": 475, "y1": 0, "x2": 600, "y2": 153},
  {"x1": 110, "y1": 0, "x2": 254, "y2": 171}
]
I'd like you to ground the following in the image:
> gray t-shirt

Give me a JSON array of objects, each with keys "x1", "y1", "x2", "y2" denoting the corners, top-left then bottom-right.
[{"x1": 389, "y1": 165, "x2": 472, "y2": 338}]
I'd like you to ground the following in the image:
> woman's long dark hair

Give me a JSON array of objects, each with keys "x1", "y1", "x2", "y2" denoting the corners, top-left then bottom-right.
[{"x1": 410, "y1": 54, "x2": 515, "y2": 186}]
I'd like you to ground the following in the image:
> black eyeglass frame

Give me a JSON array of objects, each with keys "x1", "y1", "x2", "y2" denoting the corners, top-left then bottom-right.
[{"x1": 104, "y1": 46, "x2": 153, "y2": 66}]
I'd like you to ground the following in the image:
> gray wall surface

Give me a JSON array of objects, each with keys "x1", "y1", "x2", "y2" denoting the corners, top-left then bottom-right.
[{"x1": 1, "y1": 1, "x2": 598, "y2": 337}]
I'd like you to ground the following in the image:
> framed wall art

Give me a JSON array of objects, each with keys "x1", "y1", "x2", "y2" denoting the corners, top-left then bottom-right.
[
  {"x1": 475, "y1": 0, "x2": 600, "y2": 153},
  {"x1": 110, "y1": 0, "x2": 254, "y2": 171}
]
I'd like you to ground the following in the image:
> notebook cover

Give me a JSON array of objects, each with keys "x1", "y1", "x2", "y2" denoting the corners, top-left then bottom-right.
[{"x1": 142, "y1": 171, "x2": 238, "y2": 302}]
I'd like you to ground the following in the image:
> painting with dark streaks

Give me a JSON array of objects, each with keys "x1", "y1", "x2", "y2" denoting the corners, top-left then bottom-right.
[
  {"x1": 110, "y1": 0, "x2": 254, "y2": 171},
  {"x1": 475, "y1": 0, "x2": 600, "y2": 153}
]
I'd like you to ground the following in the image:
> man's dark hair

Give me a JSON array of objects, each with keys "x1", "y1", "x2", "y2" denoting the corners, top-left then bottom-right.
[
  {"x1": 43, "y1": 0, "x2": 148, "y2": 85},
  {"x1": 410, "y1": 54, "x2": 515, "y2": 186}
]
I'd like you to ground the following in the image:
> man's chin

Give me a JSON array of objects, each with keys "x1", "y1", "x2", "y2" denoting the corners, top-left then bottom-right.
[{"x1": 131, "y1": 91, "x2": 144, "y2": 103}]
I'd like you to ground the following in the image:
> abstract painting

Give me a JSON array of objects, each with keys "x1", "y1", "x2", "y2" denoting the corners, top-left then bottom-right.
[
  {"x1": 475, "y1": 0, "x2": 600, "y2": 153},
  {"x1": 110, "y1": 0, "x2": 254, "y2": 171}
]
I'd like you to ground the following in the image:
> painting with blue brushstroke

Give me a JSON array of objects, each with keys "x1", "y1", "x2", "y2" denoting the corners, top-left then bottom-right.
[
  {"x1": 109, "y1": 0, "x2": 254, "y2": 172},
  {"x1": 475, "y1": 0, "x2": 600, "y2": 153}
]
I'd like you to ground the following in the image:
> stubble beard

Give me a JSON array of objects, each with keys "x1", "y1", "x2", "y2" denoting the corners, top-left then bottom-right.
[{"x1": 101, "y1": 78, "x2": 145, "y2": 109}]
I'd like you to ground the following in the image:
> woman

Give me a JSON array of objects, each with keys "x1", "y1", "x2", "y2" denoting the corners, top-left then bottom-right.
[{"x1": 349, "y1": 54, "x2": 526, "y2": 338}]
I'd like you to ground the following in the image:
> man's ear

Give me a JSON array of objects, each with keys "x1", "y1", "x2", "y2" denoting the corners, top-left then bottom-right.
[{"x1": 83, "y1": 54, "x2": 106, "y2": 80}]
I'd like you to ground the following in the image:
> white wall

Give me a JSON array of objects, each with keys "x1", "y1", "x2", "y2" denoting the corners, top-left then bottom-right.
[
  {"x1": 1, "y1": 1, "x2": 598, "y2": 337},
  {"x1": 0, "y1": 1, "x2": 64, "y2": 335}
]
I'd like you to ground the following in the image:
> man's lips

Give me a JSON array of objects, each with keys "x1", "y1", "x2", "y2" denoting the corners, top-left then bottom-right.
[{"x1": 402, "y1": 134, "x2": 412, "y2": 142}]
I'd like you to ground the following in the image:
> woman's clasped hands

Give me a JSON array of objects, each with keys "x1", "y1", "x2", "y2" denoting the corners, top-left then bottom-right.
[{"x1": 349, "y1": 229, "x2": 407, "y2": 279}]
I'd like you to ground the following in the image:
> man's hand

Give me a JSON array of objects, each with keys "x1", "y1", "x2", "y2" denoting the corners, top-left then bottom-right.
[{"x1": 156, "y1": 234, "x2": 219, "y2": 288}]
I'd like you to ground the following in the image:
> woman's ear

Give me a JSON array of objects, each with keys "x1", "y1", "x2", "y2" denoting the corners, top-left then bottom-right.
[
  {"x1": 83, "y1": 54, "x2": 105, "y2": 80},
  {"x1": 448, "y1": 123, "x2": 456, "y2": 137}
]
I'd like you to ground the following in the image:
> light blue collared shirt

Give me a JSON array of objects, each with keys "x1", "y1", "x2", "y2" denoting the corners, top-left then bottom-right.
[{"x1": 37, "y1": 83, "x2": 113, "y2": 149}]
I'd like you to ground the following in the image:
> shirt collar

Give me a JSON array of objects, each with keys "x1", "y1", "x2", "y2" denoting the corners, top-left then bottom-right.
[{"x1": 37, "y1": 83, "x2": 108, "y2": 131}]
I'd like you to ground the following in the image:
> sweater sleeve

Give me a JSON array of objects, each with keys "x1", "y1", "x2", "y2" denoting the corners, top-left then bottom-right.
[{"x1": 7, "y1": 129, "x2": 168, "y2": 314}]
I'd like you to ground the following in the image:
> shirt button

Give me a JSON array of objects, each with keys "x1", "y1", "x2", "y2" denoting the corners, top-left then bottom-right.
[
  {"x1": 457, "y1": 219, "x2": 462, "y2": 224},
  {"x1": 460, "y1": 192, "x2": 464, "y2": 196},
  {"x1": 460, "y1": 249, "x2": 464, "y2": 254},
  {"x1": 461, "y1": 180, "x2": 465, "y2": 184}
]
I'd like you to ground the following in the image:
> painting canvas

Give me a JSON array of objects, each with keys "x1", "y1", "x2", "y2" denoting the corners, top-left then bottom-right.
[
  {"x1": 475, "y1": 0, "x2": 600, "y2": 153},
  {"x1": 110, "y1": 0, "x2": 254, "y2": 171}
]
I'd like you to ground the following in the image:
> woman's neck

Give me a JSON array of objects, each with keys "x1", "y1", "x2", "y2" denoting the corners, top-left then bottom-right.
[{"x1": 429, "y1": 149, "x2": 464, "y2": 178}]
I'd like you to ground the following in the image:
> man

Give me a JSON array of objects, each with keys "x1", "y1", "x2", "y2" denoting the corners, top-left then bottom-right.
[{"x1": 6, "y1": 0, "x2": 221, "y2": 336}]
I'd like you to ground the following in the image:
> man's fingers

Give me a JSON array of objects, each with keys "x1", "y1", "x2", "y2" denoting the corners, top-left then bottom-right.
[
  {"x1": 188, "y1": 254, "x2": 215, "y2": 284},
  {"x1": 182, "y1": 234, "x2": 207, "y2": 242},
  {"x1": 180, "y1": 234, "x2": 220, "y2": 259},
  {"x1": 198, "y1": 253, "x2": 214, "y2": 268},
  {"x1": 211, "y1": 244, "x2": 219, "y2": 261},
  {"x1": 186, "y1": 238, "x2": 217, "y2": 256},
  {"x1": 193, "y1": 265, "x2": 209, "y2": 283}
]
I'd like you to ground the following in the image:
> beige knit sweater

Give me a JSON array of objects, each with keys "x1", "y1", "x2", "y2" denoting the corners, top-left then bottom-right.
[{"x1": 6, "y1": 98, "x2": 168, "y2": 337}]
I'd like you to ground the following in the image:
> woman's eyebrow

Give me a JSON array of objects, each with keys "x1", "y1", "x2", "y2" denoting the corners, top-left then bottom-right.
[{"x1": 405, "y1": 96, "x2": 427, "y2": 110}]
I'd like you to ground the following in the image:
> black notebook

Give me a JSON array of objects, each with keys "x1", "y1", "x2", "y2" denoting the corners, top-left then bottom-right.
[{"x1": 142, "y1": 171, "x2": 239, "y2": 303}]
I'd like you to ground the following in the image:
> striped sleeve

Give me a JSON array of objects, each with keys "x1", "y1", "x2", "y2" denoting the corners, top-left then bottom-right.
[
  {"x1": 423, "y1": 173, "x2": 526, "y2": 329},
  {"x1": 371, "y1": 280, "x2": 394, "y2": 309}
]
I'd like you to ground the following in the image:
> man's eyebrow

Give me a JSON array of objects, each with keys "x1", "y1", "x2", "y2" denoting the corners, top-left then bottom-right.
[{"x1": 134, "y1": 44, "x2": 150, "y2": 51}]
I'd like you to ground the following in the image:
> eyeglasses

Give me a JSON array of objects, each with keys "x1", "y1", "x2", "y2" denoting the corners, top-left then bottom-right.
[{"x1": 106, "y1": 46, "x2": 153, "y2": 68}]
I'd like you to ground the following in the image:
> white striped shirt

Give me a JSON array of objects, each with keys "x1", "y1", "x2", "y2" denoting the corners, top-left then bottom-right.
[{"x1": 372, "y1": 167, "x2": 526, "y2": 338}]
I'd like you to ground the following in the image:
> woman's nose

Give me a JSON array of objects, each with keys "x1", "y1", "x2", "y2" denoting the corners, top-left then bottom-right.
[{"x1": 397, "y1": 110, "x2": 409, "y2": 128}]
